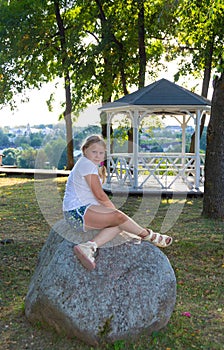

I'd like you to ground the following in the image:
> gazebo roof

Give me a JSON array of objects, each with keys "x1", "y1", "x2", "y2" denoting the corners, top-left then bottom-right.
[{"x1": 99, "y1": 78, "x2": 211, "y2": 113}]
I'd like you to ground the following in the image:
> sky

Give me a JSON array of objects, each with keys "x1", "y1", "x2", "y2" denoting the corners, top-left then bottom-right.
[
  {"x1": 0, "y1": 65, "x2": 213, "y2": 129},
  {"x1": 0, "y1": 81, "x2": 101, "y2": 128}
]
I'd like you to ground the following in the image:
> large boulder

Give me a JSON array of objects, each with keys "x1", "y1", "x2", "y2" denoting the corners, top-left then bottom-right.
[{"x1": 25, "y1": 220, "x2": 176, "y2": 346}]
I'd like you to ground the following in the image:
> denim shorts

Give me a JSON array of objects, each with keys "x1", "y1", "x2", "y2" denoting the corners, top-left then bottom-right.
[{"x1": 64, "y1": 205, "x2": 90, "y2": 232}]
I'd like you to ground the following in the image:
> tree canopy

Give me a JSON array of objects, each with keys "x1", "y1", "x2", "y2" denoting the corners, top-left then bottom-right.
[
  {"x1": 0, "y1": 0, "x2": 180, "y2": 111},
  {"x1": 0, "y1": 0, "x2": 223, "y2": 169},
  {"x1": 171, "y1": 0, "x2": 224, "y2": 97}
]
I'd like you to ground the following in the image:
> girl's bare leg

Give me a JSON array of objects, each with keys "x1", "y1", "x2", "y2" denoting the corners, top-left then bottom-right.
[
  {"x1": 92, "y1": 226, "x2": 123, "y2": 247},
  {"x1": 74, "y1": 205, "x2": 172, "y2": 270},
  {"x1": 84, "y1": 205, "x2": 172, "y2": 247},
  {"x1": 85, "y1": 205, "x2": 145, "y2": 233},
  {"x1": 84, "y1": 205, "x2": 147, "y2": 245}
]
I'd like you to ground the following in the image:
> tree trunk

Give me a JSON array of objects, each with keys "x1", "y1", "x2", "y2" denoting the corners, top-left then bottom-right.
[
  {"x1": 128, "y1": 128, "x2": 133, "y2": 154},
  {"x1": 202, "y1": 72, "x2": 224, "y2": 218},
  {"x1": 95, "y1": 0, "x2": 113, "y2": 145},
  {"x1": 126, "y1": 0, "x2": 146, "y2": 154},
  {"x1": 138, "y1": 0, "x2": 146, "y2": 89},
  {"x1": 189, "y1": 38, "x2": 214, "y2": 153},
  {"x1": 64, "y1": 72, "x2": 74, "y2": 170},
  {"x1": 54, "y1": 0, "x2": 74, "y2": 170}
]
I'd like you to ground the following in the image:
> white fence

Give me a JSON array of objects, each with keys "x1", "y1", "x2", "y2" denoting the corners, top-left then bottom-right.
[{"x1": 107, "y1": 153, "x2": 205, "y2": 190}]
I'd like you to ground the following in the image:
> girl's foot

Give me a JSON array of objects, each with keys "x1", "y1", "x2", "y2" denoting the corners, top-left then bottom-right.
[
  {"x1": 73, "y1": 241, "x2": 98, "y2": 270},
  {"x1": 140, "y1": 229, "x2": 173, "y2": 248}
]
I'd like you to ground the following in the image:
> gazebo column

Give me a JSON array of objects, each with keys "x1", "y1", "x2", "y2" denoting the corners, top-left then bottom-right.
[
  {"x1": 133, "y1": 110, "x2": 139, "y2": 189},
  {"x1": 195, "y1": 110, "x2": 201, "y2": 190},
  {"x1": 106, "y1": 112, "x2": 112, "y2": 184},
  {"x1": 181, "y1": 115, "x2": 187, "y2": 167}
]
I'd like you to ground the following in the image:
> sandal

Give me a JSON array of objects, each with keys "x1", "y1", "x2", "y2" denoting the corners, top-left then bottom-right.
[
  {"x1": 142, "y1": 229, "x2": 173, "y2": 248},
  {"x1": 73, "y1": 242, "x2": 97, "y2": 271}
]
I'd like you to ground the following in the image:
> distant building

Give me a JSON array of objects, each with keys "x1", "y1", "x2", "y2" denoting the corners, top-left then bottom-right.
[
  {"x1": 165, "y1": 125, "x2": 182, "y2": 133},
  {"x1": 165, "y1": 125, "x2": 194, "y2": 134}
]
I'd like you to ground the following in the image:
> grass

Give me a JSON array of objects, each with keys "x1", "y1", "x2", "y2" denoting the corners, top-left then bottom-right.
[{"x1": 0, "y1": 174, "x2": 224, "y2": 350}]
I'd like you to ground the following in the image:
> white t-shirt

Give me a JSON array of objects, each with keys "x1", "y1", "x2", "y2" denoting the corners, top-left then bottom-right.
[{"x1": 63, "y1": 156, "x2": 101, "y2": 211}]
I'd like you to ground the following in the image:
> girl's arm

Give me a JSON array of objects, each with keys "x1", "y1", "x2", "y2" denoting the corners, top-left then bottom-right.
[{"x1": 85, "y1": 174, "x2": 116, "y2": 209}]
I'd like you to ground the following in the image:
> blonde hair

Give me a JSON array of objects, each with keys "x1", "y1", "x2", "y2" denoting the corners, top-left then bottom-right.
[{"x1": 81, "y1": 134, "x2": 107, "y2": 183}]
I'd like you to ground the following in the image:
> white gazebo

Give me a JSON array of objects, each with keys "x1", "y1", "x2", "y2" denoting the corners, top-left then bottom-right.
[{"x1": 99, "y1": 78, "x2": 211, "y2": 194}]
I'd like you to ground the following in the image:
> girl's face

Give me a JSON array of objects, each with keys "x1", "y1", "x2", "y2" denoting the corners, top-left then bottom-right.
[{"x1": 84, "y1": 142, "x2": 105, "y2": 166}]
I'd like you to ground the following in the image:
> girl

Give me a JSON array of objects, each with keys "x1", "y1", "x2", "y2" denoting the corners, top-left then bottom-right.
[{"x1": 63, "y1": 135, "x2": 172, "y2": 271}]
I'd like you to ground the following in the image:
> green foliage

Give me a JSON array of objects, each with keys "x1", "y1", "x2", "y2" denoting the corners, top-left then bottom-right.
[
  {"x1": 1, "y1": 0, "x2": 220, "y2": 171},
  {"x1": 169, "y1": 0, "x2": 224, "y2": 87},
  {"x1": 214, "y1": 52, "x2": 224, "y2": 78},
  {"x1": 14, "y1": 135, "x2": 30, "y2": 148},
  {"x1": 0, "y1": 0, "x2": 221, "y2": 171},
  {"x1": 200, "y1": 126, "x2": 207, "y2": 152},
  {"x1": 1, "y1": 124, "x2": 104, "y2": 169},
  {"x1": 17, "y1": 148, "x2": 37, "y2": 168},
  {"x1": 0, "y1": 128, "x2": 10, "y2": 148},
  {"x1": 1, "y1": 123, "x2": 204, "y2": 168},
  {"x1": 34, "y1": 148, "x2": 48, "y2": 169},
  {"x1": 2, "y1": 147, "x2": 20, "y2": 165},
  {"x1": 3, "y1": 146, "x2": 42, "y2": 169},
  {"x1": 73, "y1": 125, "x2": 101, "y2": 150},
  {"x1": 44, "y1": 136, "x2": 67, "y2": 170},
  {"x1": 0, "y1": 0, "x2": 179, "y2": 113},
  {"x1": 113, "y1": 127, "x2": 129, "y2": 147},
  {"x1": 112, "y1": 340, "x2": 125, "y2": 350},
  {"x1": 30, "y1": 133, "x2": 44, "y2": 148},
  {"x1": 98, "y1": 315, "x2": 113, "y2": 339}
]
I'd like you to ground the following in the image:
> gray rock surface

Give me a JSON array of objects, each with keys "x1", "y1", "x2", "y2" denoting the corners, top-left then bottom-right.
[{"x1": 25, "y1": 220, "x2": 176, "y2": 346}]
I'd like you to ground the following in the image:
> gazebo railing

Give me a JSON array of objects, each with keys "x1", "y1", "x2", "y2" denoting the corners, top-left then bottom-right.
[{"x1": 106, "y1": 152, "x2": 205, "y2": 190}]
